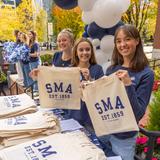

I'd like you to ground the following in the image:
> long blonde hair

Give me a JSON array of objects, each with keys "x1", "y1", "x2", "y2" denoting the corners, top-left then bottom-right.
[
  {"x1": 21, "y1": 32, "x2": 29, "y2": 45},
  {"x1": 58, "y1": 28, "x2": 75, "y2": 47}
]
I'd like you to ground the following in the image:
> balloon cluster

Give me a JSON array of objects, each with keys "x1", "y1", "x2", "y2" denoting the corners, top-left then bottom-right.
[
  {"x1": 3, "y1": 42, "x2": 30, "y2": 63},
  {"x1": 53, "y1": 0, "x2": 130, "y2": 70}
]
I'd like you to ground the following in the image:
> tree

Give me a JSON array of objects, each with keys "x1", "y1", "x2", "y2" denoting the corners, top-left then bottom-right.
[
  {"x1": 122, "y1": 0, "x2": 157, "y2": 40},
  {"x1": 52, "y1": 6, "x2": 84, "y2": 40},
  {"x1": 35, "y1": 8, "x2": 47, "y2": 42},
  {"x1": 0, "y1": 5, "x2": 19, "y2": 41},
  {"x1": 16, "y1": 0, "x2": 34, "y2": 32},
  {"x1": 153, "y1": 0, "x2": 160, "y2": 49}
]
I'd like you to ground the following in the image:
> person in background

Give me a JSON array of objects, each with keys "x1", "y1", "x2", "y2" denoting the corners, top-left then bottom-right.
[
  {"x1": 19, "y1": 32, "x2": 33, "y2": 88},
  {"x1": 52, "y1": 28, "x2": 74, "y2": 67},
  {"x1": 14, "y1": 30, "x2": 21, "y2": 44},
  {"x1": 68, "y1": 37, "x2": 104, "y2": 132},
  {"x1": 99, "y1": 24, "x2": 154, "y2": 160},
  {"x1": 28, "y1": 30, "x2": 41, "y2": 92}
]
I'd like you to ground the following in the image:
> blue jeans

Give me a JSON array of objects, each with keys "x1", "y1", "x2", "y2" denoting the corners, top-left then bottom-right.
[
  {"x1": 99, "y1": 134, "x2": 137, "y2": 160},
  {"x1": 29, "y1": 60, "x2": 41, "y2": 91},
  {"x1": 22, "y1": 63, "x2": 33, "y2": 87}
]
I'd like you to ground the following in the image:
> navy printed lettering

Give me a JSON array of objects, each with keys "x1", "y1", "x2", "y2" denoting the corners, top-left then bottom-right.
[
  {"x1": 115, "y1": 96, "x2": 125, "y2": 109},
  {"x1": 54, "y1": 82, "x2": 63, "y2": 92},
  {"x1": 32, "y1": 140, "x2": 46, "y2": 147},
  {"x1": 65, "y1": 84, "x2": 72, "y2": 93},
  {"x1": 38, "y1": 145, "x2": 57, "y2": 158},
  {"x1": 102, "y1": 98, "x2": 113, "y2": 111},
  {"x1": 46, "y1": 84, "x2": 52, "y2": 93},
  {"x1": 95, "y1": 103, "x2": 103, "y2": 114}
]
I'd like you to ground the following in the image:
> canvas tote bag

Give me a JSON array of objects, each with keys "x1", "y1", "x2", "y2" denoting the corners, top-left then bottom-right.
[
  {"x1": 0, "y1": 93, "x2": 37, "y2": 119},
  {"x1": 0, "y1": 131, "x2": 107, "y2": 160},
  {"x1": 16, "y1": 61, "x2": 24, "y2": 82},
  {"x1": 38, "y1": 66, "x2": 81, "y2": 109},
  {"x1": 82, "y1": 74, "x2": 139, "y2": 137}
]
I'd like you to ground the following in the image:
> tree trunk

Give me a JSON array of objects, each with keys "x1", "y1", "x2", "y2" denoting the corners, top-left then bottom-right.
[
  {"x1": 153, "y1": 0, "x2": 160, "y2": 49},
  {"x1": 152, "y1": 0, "x2": 160, "y2": 58}
]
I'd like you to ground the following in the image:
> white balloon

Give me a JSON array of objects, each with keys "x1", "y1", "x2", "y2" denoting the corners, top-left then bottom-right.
[
  {"x1": 93, "y1": 0, "x2": 122, "y2": 28},
  {"x1": 120, "y1": 0, "x2": 130, "y2": 12},
  {"x1": 87, "y1": 37, "x2": 92, "y2": 42},
  {"x1": 95, "y1": 49, "x2": 112, "y2": 65},
  {"x1": 101, "y1": 61, "x2": 111, "y2": 73},
  {"x1": 95, "y1": 49, "x2": 112, "y2": 72},
  {"x1": 78, "y1": 0, "x2": 97, "y2": 11},
  {"x1": 82, "y1": 11, "x2": 94, "y2": 24},
  {"x1": 92, "y1": 38, "x2": 100, "y2": 47},
  {"x1": 100, "y1": 35, "x2": 115, "y2": 53}
]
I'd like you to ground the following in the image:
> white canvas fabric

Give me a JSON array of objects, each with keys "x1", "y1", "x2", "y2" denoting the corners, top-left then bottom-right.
[
  {"x1": 82, "y1": 74, "x2": 139, "y2": 136},
  {"x1": 16, "y1": 61, "x2": 24, "y2": 82},
  {"x1": 0, "y1": 131, "x2": 107, "y2": 160},
  {"x1": 38, "y1": 66, "x2": 81, "y2": 109},
  {"x1": 0, "y1": 93, "x2": 37, "y2": 119},
  {"x1": 0, "y1": 111, "x2": 60, "y2": 147}
]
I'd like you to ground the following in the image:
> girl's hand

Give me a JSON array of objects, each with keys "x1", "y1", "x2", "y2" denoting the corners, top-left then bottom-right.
[
  {"x1": 80, "y1": 81, "x2": 86, "y2": 89},
  {"x1": 115, "y1": 70, "x2": 132, "y2": 86},
  {"x1": 80, "y1": 68, "x2": 91, "y2": 81},
  {"x1": 29, "y1": 68, "x2": 39, "y2": 80}
]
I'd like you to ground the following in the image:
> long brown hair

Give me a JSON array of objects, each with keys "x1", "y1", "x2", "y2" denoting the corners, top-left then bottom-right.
[
  {"x1": 72, "y1": 37, "x2": 97, "y2": 67},
  {"x1": 111, "y1": 24, "x2": 148, "y2": 72},
  {"x1": 28, "y1": 30, "x2": 37, "y2": 47}
]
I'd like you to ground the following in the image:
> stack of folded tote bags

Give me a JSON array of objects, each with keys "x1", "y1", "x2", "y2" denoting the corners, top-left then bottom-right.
[
  {"x1": 0, "y1": 93, "x2": 37, "y2": 119},
  {"x1": 0, "y1": 111, "x2": 60, "y2": 148},
  {"x1": 0, "y1": 93, "x2": 60, "y2": 149},
  {"x1": 0, "y1": 131, "x2": 107, "y2": 160}
]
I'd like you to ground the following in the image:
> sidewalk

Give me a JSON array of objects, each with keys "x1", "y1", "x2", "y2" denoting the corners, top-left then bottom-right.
[
  {"x1": 144, "y1": 45, "x2": 153, "y2": 59},
  {"x1": 40, "y1": 50, "x2": 54, "y2": 55}
]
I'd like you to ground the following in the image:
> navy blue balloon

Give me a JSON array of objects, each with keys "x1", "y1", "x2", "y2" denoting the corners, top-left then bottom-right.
[
  {"x1": 82, "y1": 32, "x2": 89, "y2": 38},
  {"x1": 84, "y1": 25, "x2": 88, "y2": 32},
  {"x1": 54, "y1": 0, "x2": 78, "y2": 9},
  {"x1": 82, "y1": 25, "x2": 89, "y2": 38},
  {"x1": 87, "y1": 22, "x2": 108, "y2": 40},
  {"x1": 107, "y1": 21, "x2": 124, "y2": 35}
]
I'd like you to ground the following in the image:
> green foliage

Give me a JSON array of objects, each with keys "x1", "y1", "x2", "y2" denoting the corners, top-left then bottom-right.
[
  {"x1": 40, "y1": 54, "x2": 53, "y2": 65},
  {"x1": 35, "y1": 9, "x2": 47, "y2": 42},
  {"x1": 0, "y1": 0, "x2": 47, "y2": 42},
  {"x1": 52, "y1": 6, "x2": 84, "y2": 40},
  {"x1": 16, "y1": 0, "x2": 34, "y2": 32},
  {"x1": 154, "y1": 67, "x2": 160, "y2": 80},
  {"x1": 147, "y1": 90, "x2": 160, "y2": 131},
  {"x1": 122, "y1": 0, "x2": 158, "y2": 40},
  {"x1": 0, "y1": 6, "x2": 20, "y2": 41},
  {"x1": 0, "y1": 70, "x2": 7, "y2": 83}
]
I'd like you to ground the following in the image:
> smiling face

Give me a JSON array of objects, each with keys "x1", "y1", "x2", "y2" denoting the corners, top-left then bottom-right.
[
  {"x1": 28, "y1": 31, "x2": 33, "y2": 40},
  {"x1": 57, "y1": 32, "x2": 73, "y2": 52},
  {"x1": 115, "y1": 30, "x2": 139, "y2": 60},
  {"x1": 20, "y1": 33, "x2": 24, "y2": 43},
  {"x1": 77, "y1": 41, "x2": 92, "y2": 64}
]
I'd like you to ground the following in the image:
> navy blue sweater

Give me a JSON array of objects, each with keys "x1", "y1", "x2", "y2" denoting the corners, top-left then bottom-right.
[
  {"x1": 29, "y1": 42, "x2": 40, "y2": 62},
  {"x1": 68, "y1": 64, "x2": 104, "y2": 130},
  {"x1": 52, "y1": 52, "x2": 71, "y2": 67},
  {"x1": 106, "y1": 65, "x2": 154, "y2": 139}
]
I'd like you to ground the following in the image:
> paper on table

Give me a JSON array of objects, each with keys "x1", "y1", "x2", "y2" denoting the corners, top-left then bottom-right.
[
  {"x1": 60, "y1": 119, "x2": 83, "y2": 132},
  {"x1": 107, "y1": 156, "x2": 122, "y2": 160}
]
